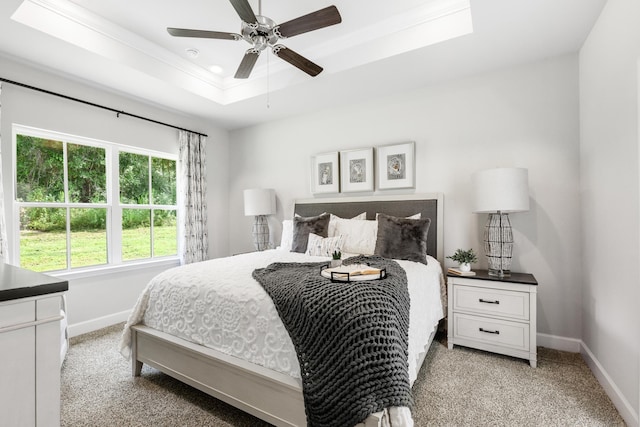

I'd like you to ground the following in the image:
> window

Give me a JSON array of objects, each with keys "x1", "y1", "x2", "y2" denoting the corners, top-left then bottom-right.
[
  {"x1": 14, "y1": 126, "x2": 178, "y2": 272},
  {"x1": 119, "y1": 152, "x2": 177, "y2": 261}
]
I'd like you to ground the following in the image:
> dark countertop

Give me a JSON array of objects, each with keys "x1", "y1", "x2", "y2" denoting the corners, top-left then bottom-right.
[
  {"x1": 447, "y1": 269, "x2": 538, "y2": 286},
  {"x1": 0, "y1": 263, "x2": 68, "y2": 302}
]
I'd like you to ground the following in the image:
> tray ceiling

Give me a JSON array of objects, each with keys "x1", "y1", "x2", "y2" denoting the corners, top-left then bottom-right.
[{"x1": 0, "y1": 0, "x2": 607, "y2": 129}]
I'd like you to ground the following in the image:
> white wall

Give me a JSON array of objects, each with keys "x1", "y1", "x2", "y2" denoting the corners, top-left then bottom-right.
[
  {"x1": 0, "y1": 54, "x2": 230, "y2": 334},
  {"x1": 230, "y1": 54, "x2": 582, "y2": 342},
  {"x1": 579, "y1": 0, "x2": 640, "y2": 424}
]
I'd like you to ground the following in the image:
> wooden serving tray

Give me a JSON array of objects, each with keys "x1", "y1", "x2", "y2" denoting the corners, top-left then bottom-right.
[{"x1": 320, "y1": 263, "x2": 386, "y2": 282}]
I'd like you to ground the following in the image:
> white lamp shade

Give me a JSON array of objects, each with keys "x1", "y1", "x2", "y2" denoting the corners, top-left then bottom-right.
[
  {"x1": 243, "y1": 188, "x2": 276, "y2": 216},
  {"x1": 472, "y1": 168, "x2": 530, "y2": 213}
]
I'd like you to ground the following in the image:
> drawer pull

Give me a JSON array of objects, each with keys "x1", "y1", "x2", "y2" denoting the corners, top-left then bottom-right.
[
  {"x1": 479, "y1": 328, "x2": 500, "y2": 335},
  {"x1": 479, "y1": 298, "x2": 500, "y2": 304}
]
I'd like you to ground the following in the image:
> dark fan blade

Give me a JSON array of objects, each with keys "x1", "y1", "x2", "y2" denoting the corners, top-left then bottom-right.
[
  {"x1": 167, "y1": 28, "x2": 240, "y2": 40},
  {"x1": 272, "y1": 45, "x2": 322, "y2": 77},
  {"x1": 229, "y1": 0, "x2": 257, "y2": 24},
  {"x1": 277, "y1": 5, "x2": 342, "y2": 38},
  {"x1": 234, "y1": 49, "x2": 260, "y2": 79}
]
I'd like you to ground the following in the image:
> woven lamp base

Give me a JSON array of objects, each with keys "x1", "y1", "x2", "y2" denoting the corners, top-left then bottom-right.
[
  {"x1": 484, "y1": 212, "x2": 513, "y2": 278},
  {"x1": 252, "y1": 215, "x2": 270, "y2": 251}
]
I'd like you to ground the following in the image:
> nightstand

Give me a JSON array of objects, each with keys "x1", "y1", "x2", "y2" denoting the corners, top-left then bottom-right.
[{"x1": 447, "y1": 270, "x2": 538, "y2": 367}]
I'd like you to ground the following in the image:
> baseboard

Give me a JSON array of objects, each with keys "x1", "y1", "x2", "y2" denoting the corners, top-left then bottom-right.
[
  {"x1": 581, "y1": 341, "x2": 639, "y2": 427},
  {"x1": 68, "y1": 310, "x2": 131, "y2": 338},
  {"x1": 537, "y1": 332, "x2": 638, "y2": 426},
  {"x1": 537, "y1": 332, "x2": 581, "y2": 352}
]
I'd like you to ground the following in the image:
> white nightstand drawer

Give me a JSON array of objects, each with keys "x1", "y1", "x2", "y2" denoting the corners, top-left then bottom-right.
[
  {"x1": 453, "y1": 285, "x2": 529, "y2": 320},
  {"x1": 453, "y1": 313, "x2": 530, "y2": 351}
]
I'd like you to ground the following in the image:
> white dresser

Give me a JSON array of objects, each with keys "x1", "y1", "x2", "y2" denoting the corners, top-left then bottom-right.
[
  {"x1": 447, "y1": 270, "x2": 537, "y2": 367},
  {"x1": 0, "y1": 263, "x2": 68, "y2": 426}
]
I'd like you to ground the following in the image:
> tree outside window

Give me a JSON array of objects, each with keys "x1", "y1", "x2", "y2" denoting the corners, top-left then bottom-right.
[
  {"x1": 15, "y1": 129, "x2": 177, "y2": 272},
  {"x1": 119, "y1": 152, "x2": 177, "y2": 262}
]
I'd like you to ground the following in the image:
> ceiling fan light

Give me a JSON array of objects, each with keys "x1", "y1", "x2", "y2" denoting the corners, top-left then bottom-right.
[
  {"x1": 254, "y1": 35, "x2": 268, "y2": 51},
  {"x1": 167, "y1": 0, "x2": 342, "y2": 79}
]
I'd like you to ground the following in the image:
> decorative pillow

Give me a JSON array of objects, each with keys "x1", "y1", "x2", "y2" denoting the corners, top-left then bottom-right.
[
  {"x1": 374, "y1": 213, "x2": 431, "y2": 264},
  {"x1": 280, "y1": 219, "x2": 294, "y2": 250},
  {"x1": 331, "y1": 218, "x2": 378, "y2": 255},
  {"x1": 280, "y1": 212, "x2": 334, "y2": 251},
  {"x1": 376, "y1": 212, "x2": 421, "y2": 220},
  {"x1": 291, "y1": 213, "x2": 331, "y2": 253},
  {"x1": 328, "y1": 212, "x2": 366, "y2": 237},
  {"x1": 306, "y1": 233, "x2": 345, "y2": 257}
]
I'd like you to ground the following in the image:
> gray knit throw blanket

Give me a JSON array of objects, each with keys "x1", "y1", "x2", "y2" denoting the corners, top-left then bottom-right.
[{"x1": 252, "y1": 255, "x2": 412, "y2": 427}]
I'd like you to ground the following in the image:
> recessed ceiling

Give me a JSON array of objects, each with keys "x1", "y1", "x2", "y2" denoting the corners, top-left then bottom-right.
[{"x1": 0, "y1": 0, "x2": 607, "y2": 130}]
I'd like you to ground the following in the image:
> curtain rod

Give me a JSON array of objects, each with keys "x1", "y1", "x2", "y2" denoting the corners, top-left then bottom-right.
[{"x1": 0, "y1": 77, "x2": 208, "y2": 138}]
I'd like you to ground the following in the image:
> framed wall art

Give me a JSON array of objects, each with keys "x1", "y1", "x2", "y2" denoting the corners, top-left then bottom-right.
[
  {"x1": 340, "y1": 148, "x2": 374, "y2": 193},
  {"x1": 376, "y1": 142, "x2": 415, "y2": 190},
  {"x1": 311, "y1": 152, "x2": 340, "y2": 194}
]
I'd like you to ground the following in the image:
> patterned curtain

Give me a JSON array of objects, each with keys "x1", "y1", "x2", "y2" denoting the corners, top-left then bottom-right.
[
  {"x1": 179, "y1": 130, "x2": 208, "y2": 264},
  {"x1": 0, "y1": 83, "x2": 9, "y2": 260}
]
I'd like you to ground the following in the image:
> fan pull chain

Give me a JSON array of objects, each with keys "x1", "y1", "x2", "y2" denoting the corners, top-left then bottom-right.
[{"x1": 266, "y1": 52, "x2": 270, "y2": 109}]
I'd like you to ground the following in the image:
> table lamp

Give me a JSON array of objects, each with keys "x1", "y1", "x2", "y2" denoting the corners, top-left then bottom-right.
[
  {"x1": 243, "y1": 188, "x2": 276, "y2": 251},
  {"x1": 472, "y1": 168, "x2": 529, "y2": 277}
]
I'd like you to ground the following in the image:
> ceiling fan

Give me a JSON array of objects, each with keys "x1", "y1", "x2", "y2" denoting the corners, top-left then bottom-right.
[{"x1": 167, "y1": 0, "x2": 342, "y2": 79}]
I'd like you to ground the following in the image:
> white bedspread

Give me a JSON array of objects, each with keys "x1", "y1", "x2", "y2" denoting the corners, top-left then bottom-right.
[{"x1": 121, "y1": 250, "x2": 444, "y2": 385}]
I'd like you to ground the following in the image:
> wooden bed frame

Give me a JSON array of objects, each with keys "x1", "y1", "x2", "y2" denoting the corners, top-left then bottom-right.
[{"x1": 130, "y1": 193, "x2": 444, "y2": 427}]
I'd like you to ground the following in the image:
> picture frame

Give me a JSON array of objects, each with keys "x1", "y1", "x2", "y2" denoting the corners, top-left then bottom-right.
[
  {"x1": 376, "y1": 141, "x2": 415, "y2": 190},
  {"x1": 340, "y1": 148, "x2": 374, "y2": 193},
  {"x1": 311, "y1": 151, "x2": 340, "y2": 194}
]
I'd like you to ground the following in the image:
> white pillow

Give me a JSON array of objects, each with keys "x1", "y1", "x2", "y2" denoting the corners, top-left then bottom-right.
[
  {"x1": 331, "y1": 218, "x2": 378, "y2": 255},
  {"x1": 281, "y1": 212, "x2": 366, "y2": 252},
  {"x1": 335, "y1": 212, "x2": 367, "y2": 220},
  {"x1": 280, "y1": 219, "x2": 294, "y2": 250},
  {"x1": 328, "y1": 212, "x2": 366, "y2": 237},
  {"x1": 375, "y1": 212, "x2": 421, "y2": 220},
  {"x1": 306, "y1": 233, "x2": 345, "y2": 257}
]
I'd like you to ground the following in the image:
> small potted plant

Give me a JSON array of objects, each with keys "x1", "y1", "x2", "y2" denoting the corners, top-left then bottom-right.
[
  {"x1": 447, "y1": 248, "x2": 478, "y2": 272},
  {"x1": 330, "y1": 250, "x2": 342, "y2": 268}
]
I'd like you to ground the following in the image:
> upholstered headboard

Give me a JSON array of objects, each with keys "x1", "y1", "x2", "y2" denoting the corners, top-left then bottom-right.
[{"x1": 293, "y1": 194, "x2": 444, "y2": 264}]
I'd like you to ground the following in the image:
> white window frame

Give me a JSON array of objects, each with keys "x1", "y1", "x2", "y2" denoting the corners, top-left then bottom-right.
[
  {"x1": 12, "y1": 124, "x2": 179, "y2": 277},
  {"x1": 116, "y1": 147, "x2": 179, "y2": 263}
]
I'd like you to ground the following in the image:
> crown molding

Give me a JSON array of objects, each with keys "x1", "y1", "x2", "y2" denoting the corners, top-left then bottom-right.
[
  {"x1": 12, "y1": 0, "x2": 226, "y2": 99},
  {"x1": 10, "y1": 0, "x2": 472, "y2": 105}
]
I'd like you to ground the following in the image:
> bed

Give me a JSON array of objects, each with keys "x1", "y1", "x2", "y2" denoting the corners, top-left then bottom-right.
[{"x1": 121, "y1": 193, "x2": 444, "y2": 427}]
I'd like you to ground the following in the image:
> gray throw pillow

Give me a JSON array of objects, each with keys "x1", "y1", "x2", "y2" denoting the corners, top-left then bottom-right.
[
  {"x1": 291, "y1": 213, "x2": 331, "y2": 253},
  {"x1": 374, "y1": 213, "x2": 431, "y2": 264}
]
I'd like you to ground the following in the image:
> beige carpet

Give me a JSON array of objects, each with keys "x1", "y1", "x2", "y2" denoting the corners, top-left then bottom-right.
[{"x1": 61, "y1": 324, "x2": 625, "y2": 426}]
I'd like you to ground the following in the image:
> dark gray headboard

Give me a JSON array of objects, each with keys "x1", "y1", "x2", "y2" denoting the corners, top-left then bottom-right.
[{"x1": 294, "y1": 194, "x2": 443, "y2": 263}]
